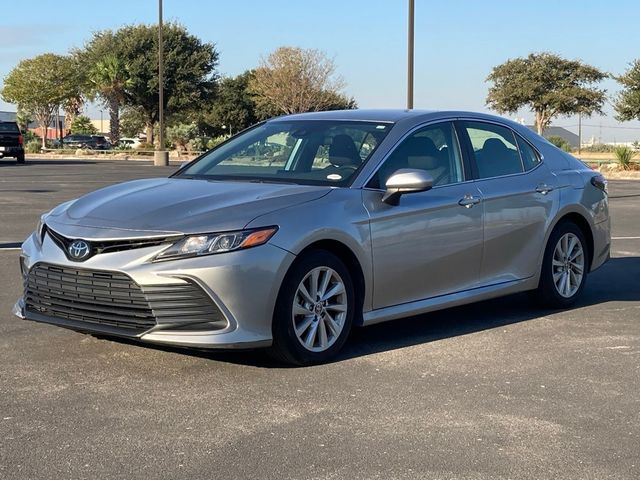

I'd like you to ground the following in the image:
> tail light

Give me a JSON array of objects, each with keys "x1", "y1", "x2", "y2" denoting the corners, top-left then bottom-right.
[
  {"x1": 591, "y1": 173, "x2": 608, "y2": 194},
  {"x1": 18, "y1": 134, "x2": 23, "y2": 145}
]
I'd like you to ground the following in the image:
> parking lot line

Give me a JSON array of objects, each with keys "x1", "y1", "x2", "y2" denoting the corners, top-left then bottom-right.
[{"x1": 612, "y1": 236, "x2": 640, "y2": 240}]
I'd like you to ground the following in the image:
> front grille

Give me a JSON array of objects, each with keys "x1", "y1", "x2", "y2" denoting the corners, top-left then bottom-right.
[
  {"x1": 24, "y1": 263, "x2": 226, "y2": 336},
  {"x1": 46, "y1": 226, "x2": 180, "y2": 262}
]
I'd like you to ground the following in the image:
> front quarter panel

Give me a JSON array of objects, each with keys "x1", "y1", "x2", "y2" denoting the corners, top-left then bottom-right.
[{"x1": 246, "y1": 188, "x2": 374, "y2": 312}]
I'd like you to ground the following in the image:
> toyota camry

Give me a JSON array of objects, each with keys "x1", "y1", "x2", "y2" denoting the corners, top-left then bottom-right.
[{"x1": 14, "y1": 110, "x2": 610, "y2": 365}]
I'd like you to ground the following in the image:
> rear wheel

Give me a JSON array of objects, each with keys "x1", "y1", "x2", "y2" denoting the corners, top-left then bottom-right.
[
  {"x1": 270, "y1": 250, "x2": 354, "y2": 366},
  {"x1": 535, "y1": 222, "x2": 588, "y2": 308},
  {"x1": 16, "y1": 153, "x2": 25, "y2": 164}
]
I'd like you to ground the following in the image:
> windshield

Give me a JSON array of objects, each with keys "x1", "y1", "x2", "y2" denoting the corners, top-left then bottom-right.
[
  {"x1": 0, "y1": 123, "x2": 19, "y2": 133},
  {"x1": 177, "y1": 120, "x2": 393, "y2": 186}
]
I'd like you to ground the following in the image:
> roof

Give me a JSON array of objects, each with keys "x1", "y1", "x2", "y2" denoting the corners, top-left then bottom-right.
[
  {"x1": 269, "y1": 109, "x2": 525, "y2": 127},
  {"x1": 270, "y1": 109, "x2": 437, "y2": 123}
]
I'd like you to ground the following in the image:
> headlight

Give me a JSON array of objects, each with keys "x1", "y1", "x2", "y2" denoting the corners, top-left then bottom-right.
[
  {"x1": 154, "y1": 226, "x2": 278, "y2": 261},
  {"x1": 34, "y1": 215, "x2": 47, "y2": 247}
]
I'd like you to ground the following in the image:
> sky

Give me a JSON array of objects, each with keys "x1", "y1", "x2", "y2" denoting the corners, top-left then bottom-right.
[{"x1": 1, "y1": 0, "x2": 640, "y2": 142}]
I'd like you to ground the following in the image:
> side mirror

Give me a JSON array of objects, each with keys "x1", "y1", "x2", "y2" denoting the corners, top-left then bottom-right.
[{"x1": 382, "y1": 168, "x2": 433, "y2": 205}]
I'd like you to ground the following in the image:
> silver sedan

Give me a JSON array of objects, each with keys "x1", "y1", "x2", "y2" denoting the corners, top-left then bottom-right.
[{"x1": 15, "y1": 110, "x2": 610, "y2": 365}]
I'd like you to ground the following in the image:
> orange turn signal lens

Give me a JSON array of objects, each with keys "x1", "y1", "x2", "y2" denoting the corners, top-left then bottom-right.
[{"x1": 240, "y1": 227, "x2": 278, "y2": 248}]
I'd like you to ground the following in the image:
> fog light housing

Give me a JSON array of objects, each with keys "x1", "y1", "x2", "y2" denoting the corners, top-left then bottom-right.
[{"x1": 19, "y1": 256, "x2": 28, "y2": 280}]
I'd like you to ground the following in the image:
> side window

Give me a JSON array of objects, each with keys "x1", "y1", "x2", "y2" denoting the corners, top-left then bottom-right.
[
  {"x1": 516, "y1": 135, "x2": 541, "y2": 171},
  {"x1": 462, "y1": 121, "x2": 523, "y2": 178},
  {"x1": 368, "y1": 122, "x2": 464, "y2": 189}
]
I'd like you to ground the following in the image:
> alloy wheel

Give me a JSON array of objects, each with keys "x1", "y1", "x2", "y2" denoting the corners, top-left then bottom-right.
[
  {"x1": 292, "y1": 266, "x2": 348, "y2": 352},
  {"x1": 552, "y1": 232, "x2": 585, "y2": 298}
]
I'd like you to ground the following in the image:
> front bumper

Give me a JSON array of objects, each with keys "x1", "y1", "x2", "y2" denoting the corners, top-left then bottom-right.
[{"x1": 15, "y1": 231, "x2": 296, "y2": 349}]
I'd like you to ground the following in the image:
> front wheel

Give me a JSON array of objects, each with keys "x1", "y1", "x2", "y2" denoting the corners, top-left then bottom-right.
[
  {"x1": 270, "y1": 250, "x2": 355, "y2": 366},
  {"x1": 535, "y1": 222, "x2": 588, "y2": 308}
]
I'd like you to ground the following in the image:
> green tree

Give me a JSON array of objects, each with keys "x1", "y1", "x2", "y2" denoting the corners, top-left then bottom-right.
[
  {"x1": 61, "y1": 54, "x2": 87, "y2": 135},
  {"x1": 119, "y1": 107, "x2": 146, "y2": 138},
  {"x1": 89, "y1": 54, "x2": 132, "y2": 143},
  {"x1": 486, "y1": 52, "x2": 607, "y2": 134},
  {"x1": 545, "y1": 135, "x2": 572, "y2": 152},
  {"x1": 114, "y1": 23, "x2": 218, "y2": 145},
  {"x1": 614, "y1": 60, "x2": 640, "y2": 122},
  {"x1": 249, "y1": 47, "x2": 356, "y2": 116},
  {"x1": 71, "y1": 115, "x2": 98, "y2": 135},
  {"x1": 205, "y1": 71, "x2": 258, "y2": 134},
  {"x1": 16, "y1": 108, "x2": 33, "y2": 132},
  {"x1": 166, "y1": 123, "x2": 198, "y2": 151},
  {"x1": 1, "y1": 54, "x2": 79, "y2": 148}
]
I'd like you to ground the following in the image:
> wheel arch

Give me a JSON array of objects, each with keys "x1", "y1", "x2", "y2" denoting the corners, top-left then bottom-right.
[
  {"x1": 295, "y1": 239, "x2": 366, "y2": 326},
  {"x1": 548, "y1": 210, "x2": 595, "y2": 271}
]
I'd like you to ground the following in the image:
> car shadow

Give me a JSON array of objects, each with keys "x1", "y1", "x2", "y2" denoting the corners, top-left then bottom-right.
[{"x1": 98, "y1": 256, "x2": 640, "y2": 368}]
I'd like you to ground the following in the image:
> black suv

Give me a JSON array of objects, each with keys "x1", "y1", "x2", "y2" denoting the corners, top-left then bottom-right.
[
  {"x1": 0, "y1": 122, "x2": 25, "y2": 163},
  {"x1": 61, "y1": 134, "x2": 111, "y2": 150}
]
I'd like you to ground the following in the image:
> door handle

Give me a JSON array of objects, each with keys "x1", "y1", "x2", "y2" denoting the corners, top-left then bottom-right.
[
  {"x1": 535, "y1": 184, "x2": 554, "y2": 195},
  {"x1": 458, "y1": 195, "x2": 481, "y2": 208}
]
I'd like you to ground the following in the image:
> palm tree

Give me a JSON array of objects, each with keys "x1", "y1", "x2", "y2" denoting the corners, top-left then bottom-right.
[{"x1": 89, "y1": 55, "x2": 131, "y2": 143}]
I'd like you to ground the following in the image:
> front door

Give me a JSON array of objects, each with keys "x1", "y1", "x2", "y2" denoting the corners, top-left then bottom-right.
[{"x1": 363, "y1": 121, "x2": 484, "y2": 310}]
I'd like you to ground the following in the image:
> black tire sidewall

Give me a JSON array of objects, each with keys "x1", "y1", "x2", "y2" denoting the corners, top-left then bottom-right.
[
  {"x1": 272, "y1": 250, "x2": 355, "y2": 365},
  {"x1": 539, "y1": 222, "x2": 588, "y2": 308}
]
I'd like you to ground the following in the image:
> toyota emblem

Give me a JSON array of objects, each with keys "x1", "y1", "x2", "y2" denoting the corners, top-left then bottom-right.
[{"x1": 68, "y1": 240, "x2": 91, "y2": 261}]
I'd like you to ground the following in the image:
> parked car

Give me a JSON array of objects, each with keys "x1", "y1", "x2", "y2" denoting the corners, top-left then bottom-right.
[
  {"x1": 118, "y1": 137, "x2": 142, "y2": 149},
  {"x1": 91, "y1": 135, "x2": 111, "y2": 150},
  {"x1": 0, "y1": 121, "x2": 25, "y2": 163},
  {"x1": 61, "y1": 134, "x2": 111, "y2": 150},
  {"x1": 15, "y1": 110, "x2": 610, "y2": 365}
]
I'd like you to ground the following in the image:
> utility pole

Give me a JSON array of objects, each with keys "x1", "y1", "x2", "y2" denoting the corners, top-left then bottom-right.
[
  {"x1": 578, "y1": 113, "x2": 582, "y2": 156},
  {"x1": 154, "y1": 0, "x2": 169, "y2": 166},
  {"x1": 407, "y1": 0, "x2": 414, "y2": 110}
]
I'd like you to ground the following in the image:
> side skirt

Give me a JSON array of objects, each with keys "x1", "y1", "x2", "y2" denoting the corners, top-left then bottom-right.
[{"x1": 362, "y1": 277, "x2": 538, "y2": 327}]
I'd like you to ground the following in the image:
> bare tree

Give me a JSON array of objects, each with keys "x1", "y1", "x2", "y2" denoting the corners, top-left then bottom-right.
[{"x1": 249, "y1": 47, "x2": 353, "y2": 116}]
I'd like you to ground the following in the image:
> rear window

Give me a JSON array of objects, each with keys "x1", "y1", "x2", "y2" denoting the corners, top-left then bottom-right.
[{"x1": 0, "y1": 123, "x2": 19, "y2": 133}]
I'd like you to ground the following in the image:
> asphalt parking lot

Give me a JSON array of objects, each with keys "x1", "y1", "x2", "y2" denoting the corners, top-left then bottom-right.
[{"x1": 0, "y1": 158, "x2": 638, "y2": 479}]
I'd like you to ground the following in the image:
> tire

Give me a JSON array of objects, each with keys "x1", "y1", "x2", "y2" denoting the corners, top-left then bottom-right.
[
  {"x1": 16, "y1": 153, "x2": 25, "y2": 164},
  {"x1": 270, "y1": 250, "x2": 355, "y2": 366},
  {"x1": 534, "y1": 222, "x2": 589, "y2": 308}
]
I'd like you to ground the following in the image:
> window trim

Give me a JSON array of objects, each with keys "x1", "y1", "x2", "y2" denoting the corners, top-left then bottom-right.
[
  {"x1": 454, "y1": 118, "x2": 545, "y2": 182},
  {"x1": 362, "y1": 120, "x2": 471, "y2": 191}
]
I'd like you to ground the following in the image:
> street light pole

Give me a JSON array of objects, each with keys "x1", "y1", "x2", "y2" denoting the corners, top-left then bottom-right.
[
  {"x1": 578, "y1": 113, "x2": 582, "y2": 156},
  {"x1": 407, "y1": 0, "x2": 414, "y2": 110},
  {"x1": 154, "y1": 0, "x2": 169, "y2": 166}
]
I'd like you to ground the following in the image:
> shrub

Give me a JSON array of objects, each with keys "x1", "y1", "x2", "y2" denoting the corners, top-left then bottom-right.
[
  {"x1": 135, "y1": 142, "x2": 154, "y2": 150},
  {"x1": 166, "y1": 123, "x2": 198, "y2": 152},
  {"x1": 188, "y1": 136, "x2": 210, "y2": 152},
  {"x1": 23, "y1": 130, "x2": 39, "y2": 143},
  {"x1": 207, "y1": 136, "x2": 227, "y2": 150},
  {"x1": 25, "y1": 139, "x2": 42, "y2": 154},
  {"x1": 614, "y1": 146, "x2": 634, "y2": 170},
  {"x1": 546, "y1": 135, "x2": 572, "y2": 152},
  {"x1": 582, "y1": 143, "x2": 615, "y2": 153}
]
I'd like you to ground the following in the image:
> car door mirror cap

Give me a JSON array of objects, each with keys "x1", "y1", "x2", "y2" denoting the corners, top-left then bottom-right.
[{"x1": 382, "y1": 169, "x2": 434, "y2": 205}]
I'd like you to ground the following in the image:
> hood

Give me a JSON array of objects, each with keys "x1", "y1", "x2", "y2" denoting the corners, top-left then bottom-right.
[{"x1": 46, "y1": 178, "x2": 331, "y2": 240}]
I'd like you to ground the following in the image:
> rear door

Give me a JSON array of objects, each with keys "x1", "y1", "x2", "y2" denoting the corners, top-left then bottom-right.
[{"x1": 457, "y1": 120, "x2": 558, "y2": 285}]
